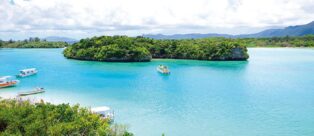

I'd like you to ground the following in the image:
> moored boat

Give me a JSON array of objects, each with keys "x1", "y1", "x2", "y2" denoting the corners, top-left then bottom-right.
[
  {"x1": 0, "y1": 76, "x2": 19, "y2": 88},
  {"x1": 91, "y1": 106, "x2": 114, "y2": 122},
  {"x1": 157, "y1": 65, "x2": 170, "y2": 74},
  {"x1": 18, "y1": 87, "x2": 45, "y2": 96},
  {"x1": 17, "y1": 68, "x2": 38, "y2": 78}
]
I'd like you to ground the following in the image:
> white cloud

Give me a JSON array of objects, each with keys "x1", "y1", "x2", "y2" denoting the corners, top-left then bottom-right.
[{"x1": 0, "y1": 0, "x2": 314, "y2": 40}]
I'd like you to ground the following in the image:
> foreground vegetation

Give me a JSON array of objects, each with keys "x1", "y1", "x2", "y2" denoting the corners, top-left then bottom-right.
[
  {"x1": 0, "y1": 37, "x2": 68, "y2": 48},
  {"x1": 64, "y1": 36, "x2": 249, "y2": 62},
  {"x1": 0, "y1": 99, "x2": 132, "y2": 136}
]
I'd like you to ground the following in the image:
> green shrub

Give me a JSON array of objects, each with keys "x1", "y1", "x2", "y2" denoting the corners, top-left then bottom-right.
[{"x1": 0, "y1": 99, "x2": 132, "y2": 136}]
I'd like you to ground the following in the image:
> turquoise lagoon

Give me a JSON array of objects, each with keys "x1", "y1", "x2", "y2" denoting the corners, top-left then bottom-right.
[{"x1": 1, "y1": 48, "x2": 314, "y2": 136}]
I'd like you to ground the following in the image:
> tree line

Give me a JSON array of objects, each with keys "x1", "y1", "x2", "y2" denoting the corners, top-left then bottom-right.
[
  {"x1": 235, "y1": 35, "x2": 314, "y2": 47},
  {"x1": 0, "y1": 37, "x2": 68, "y2": 48},
  {"x1": 63, "y1": 35, "x2": 249, "y2": 62}
]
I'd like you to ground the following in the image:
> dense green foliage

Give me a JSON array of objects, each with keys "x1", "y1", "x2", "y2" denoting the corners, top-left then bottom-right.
[
  {"x1": 64, "y1": 36, "x2": 152, "y2": 62},
  {"x1": 236, "y1": 35, "x2": 314, "y2": 47},
  {"x1": 0, "y1": 37, "x2": 68, "y2": 48},
  {"x1": 0, "y1": 99, "x2": 132, "y2": 136},
  {"x1": 63, "y1": 35, "x2": 249, "y2": 62}
]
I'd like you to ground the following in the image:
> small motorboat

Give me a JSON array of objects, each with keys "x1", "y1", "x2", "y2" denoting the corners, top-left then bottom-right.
[
  {"x1": 16, "y1": 68, "x2": 38, "y2": 78},
  {"x1": 91, "y1": 106, "x2": 114, "y2": 123},
  {"x1": 0, "y1": 76, "x2": 19, "y2": 88},
  {"x1": 157, "y1": 65, "x2": 170, "y2": 74},
  {"x1": 18, "y1": 87, "x2": 45, "y2": 96}
]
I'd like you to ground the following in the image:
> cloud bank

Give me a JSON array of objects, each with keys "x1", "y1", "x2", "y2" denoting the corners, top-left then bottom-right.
[{"x1": 1, "y1": 0, "x2": 314, "y2": 40}]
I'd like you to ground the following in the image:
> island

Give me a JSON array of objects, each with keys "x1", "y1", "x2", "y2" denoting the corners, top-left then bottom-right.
[{"x1": 63, "y1": 35, "x2": 249, "y2": 62}]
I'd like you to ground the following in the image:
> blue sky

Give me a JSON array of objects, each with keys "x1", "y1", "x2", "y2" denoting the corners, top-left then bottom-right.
[{"x1": 1, "y1": 0, "x2": 314, "y2": 40}]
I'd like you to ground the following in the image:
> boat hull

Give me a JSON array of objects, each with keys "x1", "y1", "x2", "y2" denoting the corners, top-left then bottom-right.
[
  {"x1": 17, "y1": 71, "x2": 37, "y2": 78},
  {"x1": 0, "y1": 80, "x2": 19, "y2": 88},
  {"x1": 157, "y1": 68, "x2": 170, "y2": 74},
  {"x1": 18, "y1": 90, "x2": 45, "y2": 96}
]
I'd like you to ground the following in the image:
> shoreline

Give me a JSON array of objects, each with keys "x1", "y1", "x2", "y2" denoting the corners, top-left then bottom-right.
[
  {"x1": 0, "y1": 88, "x2": 82, "y2": 106},
  {"x1": 0, "y1": 92, "x2": 63, "y2": 105}
]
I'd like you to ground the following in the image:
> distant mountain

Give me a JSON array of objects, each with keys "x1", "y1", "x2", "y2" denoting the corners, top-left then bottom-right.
[
  {"x1": 240, "y1": 21, "x2": 314, "y2": 38},
  {"x1": 44, "y1": 36, "x2": 77, "y2": 44},
  {"x1": 143, "y1": 21, "x2": 314, "y2": 39}
]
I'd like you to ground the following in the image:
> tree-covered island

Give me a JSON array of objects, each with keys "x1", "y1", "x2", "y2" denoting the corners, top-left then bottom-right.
[
  {"x1": 63, "y1": 36, "x2": 249, "y2": 62},
  {"x1": 0, "y1": 37, "x2": 68, "y2": 48}
]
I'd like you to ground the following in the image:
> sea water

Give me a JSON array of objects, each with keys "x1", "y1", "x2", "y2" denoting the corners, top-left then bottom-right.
[{"x1": 1, "y1": 48, "x2": 314, "y2": 136}]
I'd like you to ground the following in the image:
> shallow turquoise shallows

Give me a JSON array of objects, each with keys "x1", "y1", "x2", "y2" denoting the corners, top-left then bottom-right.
[{"x1": 1, "y1": 48, "x2": 314, "y2": 136}]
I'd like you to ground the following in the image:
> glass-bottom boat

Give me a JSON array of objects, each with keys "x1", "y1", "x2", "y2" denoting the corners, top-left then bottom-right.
[
  {"x1": 91, "y1": 106, "x2": 114, "y2": 123},
  {"x1": 16, "y1": 68, "x2": 38, "y2": 78},
  {"x1": 157, "y1": 65, "x2": 170, "y2": 74},
  {"x1": 18, "y1": 87, "x2": 45, "y2": 96},
  {"x1": 0, "y1": 76, "x2": 19, "y2": 88}
]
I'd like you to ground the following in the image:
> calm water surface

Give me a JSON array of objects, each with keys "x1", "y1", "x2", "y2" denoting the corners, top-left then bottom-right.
[{"x1": 1, "y1": 48, "x2": 314, "y2": 136}]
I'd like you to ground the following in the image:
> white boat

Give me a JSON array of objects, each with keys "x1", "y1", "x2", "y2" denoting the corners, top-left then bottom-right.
[
  {"x1": 91, "y1": 106, "x2": 114, "y2": 122},
  {"x1": 17, "y1": 68, "x2": 38, "y2": 78},
  {"x1": 157, "y1": 65, "x2": 170, "y2": 74},
  {"x1": 18, "y1": 87, "x2": 45, "y2": 96},
  {"x1": 0, "y1": 76, "x2": 19, "y2": 88}
]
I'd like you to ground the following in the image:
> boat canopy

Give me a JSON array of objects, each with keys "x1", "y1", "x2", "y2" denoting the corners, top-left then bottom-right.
[
  {"x1": 20, "y1": 68, "x2": 36, "y2": 73},
  {"x1": 0, "y1": 76, "x2": 12, "y2": 81},
  {"x1": 91, "y1": 106, "x2": 111, "y2": 113}
]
